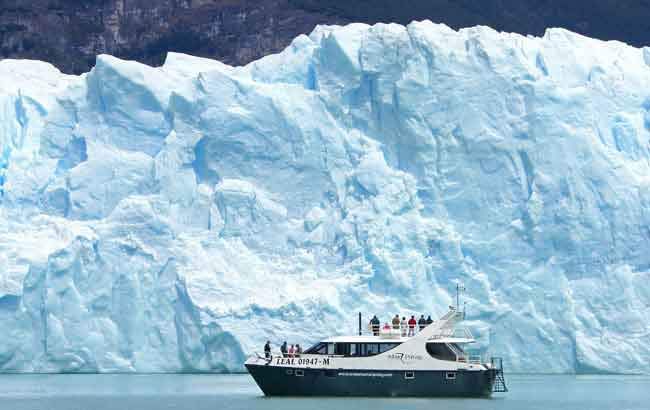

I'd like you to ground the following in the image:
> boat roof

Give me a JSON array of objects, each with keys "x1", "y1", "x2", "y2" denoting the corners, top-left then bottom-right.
[
  {"x1": 321, "y1": 335, "x2": 410, "y2": 343},
  {"x1": 429, "y1": 337, "x2": 475, "y2": 344},
  {"x1": 320, "y1": 335, "x2": 475, "y2": 344}
]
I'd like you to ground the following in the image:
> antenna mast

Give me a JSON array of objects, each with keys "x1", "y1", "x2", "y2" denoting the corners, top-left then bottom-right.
[{"x1": 456, "y1": 282, "x2": 465, "y2": 312}]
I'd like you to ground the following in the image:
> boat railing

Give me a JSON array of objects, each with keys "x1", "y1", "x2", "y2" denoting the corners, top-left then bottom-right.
[
  {"x1": 264, "y1": 353, "x2": 310, "y2": 359},
  {"x1": 429, "y1": 326, "x2": 474, "y2": 340},
  {"x1": 456, "y1": 354, "x2": 483, "y2": 364},
  {"x1": 438, "y1": 309, "x2": 456, "y2": 322},
  {"x1": 366, "y1": 325, "x2": 433, "y2": 338},
  {"x1": 378, "y1": 328, "x2": 403, "y2": 338}
]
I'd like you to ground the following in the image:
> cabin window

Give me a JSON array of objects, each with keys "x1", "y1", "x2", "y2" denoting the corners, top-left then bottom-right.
[
  {"x1": 404, "y1": 371, "x2": 415, "y2": 380},
  {"x1": 426, "y1": 342, "x2": 456, "y2": 361},
  {"x1": 295, "y1": 369, "x2": 304, "y2": 377},
  {"x1": 365, "y1": 343, "x2": 380, "y2": 356},
  {"x1": 307, "y1": 342, "x2": 402, "y2": 357},
  {"x1": 355, "y1": 343, "x2": 400, "y2": 356},
  {"x1": 350, "y1": 343, "x2": 357, "y2": 356},
  {"x1": 446, "y1": 372, "x2": 456, "y2": 380},
  {"x1": 326, "y1": 343, "x2": 335, "y2": 355},
  {"x1": 358, "y1": 344, "x2": 368, "y2": 356},
  {"x1": 334, "y1": 343, "x2": 350, "y2": 356},
  {"x1": 379, "y1": 343, "x2": 399, "y2": 353},
  {"x1": 325, "y1": 369, "x2": 338, "y2": 378},
  {"x1": 285, "y1": 369, "x2": 293, "y2": 375}
]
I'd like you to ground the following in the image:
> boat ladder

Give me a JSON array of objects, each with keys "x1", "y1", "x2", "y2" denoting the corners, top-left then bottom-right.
[{"x1": 490, "y1": 357, "x2": 508, "y2": 393}]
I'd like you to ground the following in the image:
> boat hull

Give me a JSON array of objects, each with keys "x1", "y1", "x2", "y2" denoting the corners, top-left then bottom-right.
[{"x1": 246, "y1": 364, "x2": 497, "y2": 397}]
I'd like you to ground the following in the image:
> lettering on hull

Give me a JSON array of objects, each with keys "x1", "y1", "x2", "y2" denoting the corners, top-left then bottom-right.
[
  {"x1": 338, "y1": 372, "x2": 393, "y2": 377},
  {"x1": 275, "y1": 357, "x2": 331, "y2": 366}
]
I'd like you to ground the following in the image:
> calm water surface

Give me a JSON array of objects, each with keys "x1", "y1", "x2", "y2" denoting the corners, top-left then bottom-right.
[{"x1": 0, "y1": 373, "x2": 647, "y2": 410}]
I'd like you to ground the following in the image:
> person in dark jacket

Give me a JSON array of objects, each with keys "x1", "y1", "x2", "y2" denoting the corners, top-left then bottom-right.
[
  {"x1": 426, "y1": 315, "x2": 434, "y2": 326},
  {"x1": 418, "y1": 315, "x2": 426, "y2": 331},
  {"x1": 264, "y1": 340, "x2": 271, "y2": 359},
  {"x1": 280, "y1": 341, "x2": 288, "y2": 357},
  {"x1": 370, "y1": 315, "x2": 380, "y2": 336}
]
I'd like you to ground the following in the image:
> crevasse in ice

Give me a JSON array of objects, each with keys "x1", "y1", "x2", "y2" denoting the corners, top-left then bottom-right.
[{"x1": 1, "y1": 21, "x2": 649, "y2": 373}]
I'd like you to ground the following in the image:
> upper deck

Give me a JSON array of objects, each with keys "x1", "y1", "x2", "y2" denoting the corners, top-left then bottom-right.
[
  {"x1": 303, "y1": 310, "x2": 477, "y2": 359},
  {"x1": 319, "y1": 318, "x2": 477, "y2": 345},
  {"x1": 320, "y1": 335, "x2": 475, "y2": 344}
]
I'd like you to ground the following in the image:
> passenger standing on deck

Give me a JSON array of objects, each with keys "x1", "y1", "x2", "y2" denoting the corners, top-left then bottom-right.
[
  {"x1": 280, "y1": 341, "x2": 288, "y2": 357},
  {"x1": 264, "y1": 340, "x2": 271, "y2": 359},
  {"x1": 383, "y1": 322, "x2": 391, "y2": 332},
  {"x1": 288, "y1": 344, "x2": 295, "y2": 358},
  {"x1": 418, "y1": 315, "x2": 426, "y2": 331},
  {"x1": 426, "y1": 315, "x2": 434, "y2": 326},
  {"x1": 400, "y1": 316, "x2": 407, "y2": 337},
  {"x1": 296, "y1": 344, "x2": 302, "y2": 356},
  {"x1": 408, "y1": 315, "x2": 417, "y2": 336},
  {"x1": 370, "y1": 315, "x2": 380, "y2": 336},
  {"x1": 392, "y1": 314, "x2": 400, "y2": 331}
]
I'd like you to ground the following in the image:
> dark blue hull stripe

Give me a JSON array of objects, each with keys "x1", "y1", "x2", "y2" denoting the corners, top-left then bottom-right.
[{"x1": 246, "y1": 364, "x2": 497, "y2": 397}]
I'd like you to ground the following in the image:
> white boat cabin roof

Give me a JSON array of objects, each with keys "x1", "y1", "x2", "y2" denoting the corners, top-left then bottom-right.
[
  {"x1": 320, "y1": 335, "x2": 475, "y2": 344},
  {"x1": 428, "y1": 337, "x2": 475, "y2": 344},
  {"x1": 321, "y1": 335, "x2": 409, "y2": 343}
]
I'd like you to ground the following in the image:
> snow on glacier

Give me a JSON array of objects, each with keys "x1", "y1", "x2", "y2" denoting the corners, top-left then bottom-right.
[{"x1": 1, "y1": 20, "x2": 650, "y2": 373}]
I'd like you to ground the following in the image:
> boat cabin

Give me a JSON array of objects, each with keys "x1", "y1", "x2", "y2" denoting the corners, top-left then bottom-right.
[{"x1": 304, "y1": 335, "x2": 475, "y2": 361}]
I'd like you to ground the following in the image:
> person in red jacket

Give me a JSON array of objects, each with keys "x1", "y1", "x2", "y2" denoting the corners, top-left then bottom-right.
[{"x1": 407, "y1": 315, "x2": 417, "y2": 336}]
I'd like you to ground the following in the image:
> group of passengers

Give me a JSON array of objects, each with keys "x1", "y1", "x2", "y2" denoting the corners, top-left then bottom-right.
[
  {"x1": 263, "y1": 341, "x2": 302, "y2": 359},
  {"x1": 368, "y1": 314, "x2": 433, "y2": 337}
]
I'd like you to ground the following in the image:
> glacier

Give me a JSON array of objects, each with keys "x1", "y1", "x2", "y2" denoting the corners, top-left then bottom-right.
[{"x1": 1, "y1": 20, "x2": 650, "y2": 374}]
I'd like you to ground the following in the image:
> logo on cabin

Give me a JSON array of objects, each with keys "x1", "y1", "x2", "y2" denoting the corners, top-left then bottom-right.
[{"x1": 387, "y1": 352, "x2": 424, "y2": 363}]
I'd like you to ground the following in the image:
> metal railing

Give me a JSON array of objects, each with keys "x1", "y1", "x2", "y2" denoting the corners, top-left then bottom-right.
[
  {"x1": 429, "y1": 326, "x2": 474, "y2": 340},
  {"x1": 367, "y1": 323, "x2": 434, "y2": 338},
  {"x1": 465, "y1": 355, "x2": 483, "y2": 364}
]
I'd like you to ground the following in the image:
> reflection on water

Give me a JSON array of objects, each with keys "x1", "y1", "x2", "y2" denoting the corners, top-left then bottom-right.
[{"x1": 0, "y1": 373, "x2": 648, "y2": 410}]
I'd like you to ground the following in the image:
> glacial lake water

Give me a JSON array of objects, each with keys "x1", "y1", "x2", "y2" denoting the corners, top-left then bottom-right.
[{"x1": 0, "y1": 373, "x2": 647, "y2": 410}]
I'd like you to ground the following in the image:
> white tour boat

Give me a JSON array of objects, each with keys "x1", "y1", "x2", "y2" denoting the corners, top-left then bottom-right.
[{"x1": 245, "y1": 299, "x2": 508, "y2": 397}]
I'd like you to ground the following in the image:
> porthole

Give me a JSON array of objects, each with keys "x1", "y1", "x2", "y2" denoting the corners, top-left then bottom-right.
[
  {"x1": 285, "y1": 369, "x2": 293, "y2": 375},
  {"x1": 295, "y1": 369, "x2": 304, "y2": 377},
  {"x1": 404, "y1": 371, "x2": 415, "y2": 380},
  {"x1": 446, "y1": 372, "x2": 456, "y2": 380}
]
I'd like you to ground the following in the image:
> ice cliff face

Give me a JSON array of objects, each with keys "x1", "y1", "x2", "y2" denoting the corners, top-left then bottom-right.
[{"x1": 1, "y1": 21, "x2": 649, "y2": 373}]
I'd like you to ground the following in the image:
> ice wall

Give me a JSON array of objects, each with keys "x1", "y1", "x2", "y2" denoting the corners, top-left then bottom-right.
[{"x1": 1, "y1": 21, "x2": 649, "y2": 373}]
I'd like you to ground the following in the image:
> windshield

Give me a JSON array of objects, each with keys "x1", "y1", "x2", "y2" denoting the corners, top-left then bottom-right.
[
  {"x1": 304, "y1": 342, "x2": 327, "y2": 354},
  {"x1": 450, "y1": 343, "x2": 465, "y2": 353}
]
